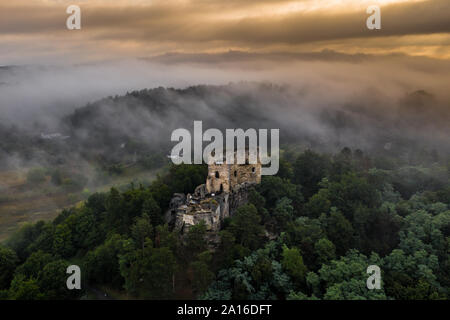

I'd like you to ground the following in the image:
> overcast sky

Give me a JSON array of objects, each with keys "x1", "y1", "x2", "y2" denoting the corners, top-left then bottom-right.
[{"x1": 0, "y1": 0, "x2": 449, "y2": 64}]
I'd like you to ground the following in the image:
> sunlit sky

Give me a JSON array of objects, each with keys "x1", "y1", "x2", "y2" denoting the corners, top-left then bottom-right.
[{"x1": 0, "y1": 0, "x2": 449, "y2": 64}]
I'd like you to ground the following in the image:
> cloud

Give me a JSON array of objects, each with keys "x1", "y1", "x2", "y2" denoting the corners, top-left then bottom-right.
[
  {"x1": 0, "y1": 0, "x2": 449, "y2": 63},
  {"x1": 1, "y1": 50, "x2": 450, "y2": 127}
]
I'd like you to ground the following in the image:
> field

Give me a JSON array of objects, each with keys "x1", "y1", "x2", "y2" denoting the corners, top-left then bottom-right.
[{"x1": 0, "y1": 166, "x2": 159, "y2": 242}]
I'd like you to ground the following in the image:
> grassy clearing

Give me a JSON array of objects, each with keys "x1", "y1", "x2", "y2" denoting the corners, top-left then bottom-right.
[{"x1": 0, "y1": 166, "x2": 159, "y2": 243}]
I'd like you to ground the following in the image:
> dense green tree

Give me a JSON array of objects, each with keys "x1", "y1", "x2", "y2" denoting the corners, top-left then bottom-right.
[
  {"x1": 213, "y1": 230, "x2": 238, "y2": 270},
  {"x1": 314, "y1": 238, "x2": 336, "y2": 266},
  {"x1": 30, "y1": 223, "x2": 54, "y2": 254},
  {"x1": 359, "y1": 204, "x2": 402, "y2": 256},
  {"x1": 6, "y1": 222, "x2": 46, "y2": 261},
  {"x1": 383, "y1": 248, "x2": 445, "y2": 299},
  {"x1": 142, "y1": 196, "x2": 162, "y2": 227},
  {"x1": 38, "y1": 260, "x2": 77, "y2": 300},
  {"x1": 284, "y1": 217, "x2": 325, "y2": 268},
  {"x1": 84, "y1": 234, "x2": 124, "y2": 289},
  {"x1": 0, "y1": 246, "x2": 18, "y2": 289},
  {"x1": 329, "y1": 148, "x2": 354, "y2": 181},
  {"x1": 155, "y1": 224, "x2": 179, "y2": 252},
  {"x1": 191, "y1": 251, "x2": 215, "y2": 297},
  {"x1": 248, "y1": 188, "x2": 270, "y2": 223},
  {"x1": 14, "y1": 250, "x2": 53, "y2": 280},
  {"x1": 228, "y1": 204, "x2": 264, "y2": 250},
  {"x1": 258, "y1": 176, "x2": 297, "y2": 208},
  {"x1": 391, "y1": 166, "x2": 448, "y2": 199},
  {"x1": 141, "y1": 246, "x2": 177, "y2": 299},
  {"x1": 325, "y1": 173, "x2": 381, "y2": 221},
  {"x1": 293, "y1": 151, "x2": 330, "y2": 199},
  {"x1": 184, "y1": 221, "x2": 208, "y2": 261},
  {"x1": 281, "y1": 246, "x2": 307, "y2": 286},
  {"x1": 303, "y1": 189, "x2": 331, "y2": 218},
  {"x1": 105, "y1": 187, "x2": 124, "y2": 232},
  {"x1": 8, "y1": 275, "x2": 42, "y2": 300},
  {"x1": 287, "y1": 290, "x2": 319, "y2": 300},
  {"x1": 65, "y1": 206, "x2": 106, "y2": 251},
  {"x1": 53, "y1": 223, "x2": 74, "y2": 258},
  {"x1": 85, "y1": 192, "x2": 107, "y2": 215},
  {"x1": 320, "y1": 208, "x2": 354, "y2": 256},
  {"x1": 277, "y1": 158, "x2": 294, "y2": 180},
  {"x1": 119, "y1": 239, "x2": 177, "y2": 299},
  {"x1": 272, "y1": 197, "x2": 294, "y2": 232},
  {"x1": 149, "y1": 179, "x2": 173, "y2": 211},
  {"x1": 131, "y1": 213, "x2": 154, "y2": 250},
  {"x1": 313, "y1": 250, "x2": 386, "y2": 300},
  {"x1": 203, "y1": 242, "x2": 292, "y2": 300}
]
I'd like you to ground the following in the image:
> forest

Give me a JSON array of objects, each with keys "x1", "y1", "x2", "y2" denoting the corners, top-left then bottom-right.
[
  {"x1": 0, "y1": 145, "x2": 448, "y2": 300},
  {"x1": 1, "y1": 0, "x2": 450, "y2": 304}
]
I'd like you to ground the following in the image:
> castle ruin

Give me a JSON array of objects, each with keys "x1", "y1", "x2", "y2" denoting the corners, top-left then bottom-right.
[{"x1": 165, "y1": 149, "x2": 262, "y2": 233}]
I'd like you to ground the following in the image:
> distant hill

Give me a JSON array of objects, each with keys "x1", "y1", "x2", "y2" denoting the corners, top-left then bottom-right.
[{"x1": 1, "y1": 83, "x2": 449, "y2": 170}]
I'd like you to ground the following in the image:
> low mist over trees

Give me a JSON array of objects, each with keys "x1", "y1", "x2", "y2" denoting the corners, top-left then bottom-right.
[{"x1": 1, "y1": 84, "x2": 449, "y2": 173}]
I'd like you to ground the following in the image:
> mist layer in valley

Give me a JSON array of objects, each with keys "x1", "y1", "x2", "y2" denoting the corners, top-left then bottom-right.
[{"x1": 1, "y1": 51, "x2": 450, "y2": 169}]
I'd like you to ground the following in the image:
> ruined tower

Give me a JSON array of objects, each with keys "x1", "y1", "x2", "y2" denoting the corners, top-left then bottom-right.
[
  {"x1": 205, "y1": 149, "x2": 261, "y2": 194},
  {"x1": 167, "y1": 149, "x2": 262, "y2": 234}
]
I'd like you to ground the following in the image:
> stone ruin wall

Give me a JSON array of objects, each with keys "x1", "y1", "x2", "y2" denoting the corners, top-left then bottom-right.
[
  {"x1": 168, "y1": 150, "x2": 262, "y2": 234},
  {"x1": 206, "y1": 163, "x2": 230, "y2": 194},
  {"x1": 230, "y1": 163, "x2": 261, "y2": 187}
]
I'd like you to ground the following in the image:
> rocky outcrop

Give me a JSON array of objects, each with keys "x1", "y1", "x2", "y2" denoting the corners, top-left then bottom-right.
[
  {"x1": 194, "y1": 184, "x2": 207, "y2": 199},
  {"x1": 228, "y1": 182, "x2": 254, "y2": 216},
  {"x1": 164, "y1": 193, "x2": 186, "y2": 226},
  {"x1": 172, "y1": 197, "x2": 222, "y2": 233},
  {"x1": 166, "y1": 183, "x2": 256, "y2": 234}
]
